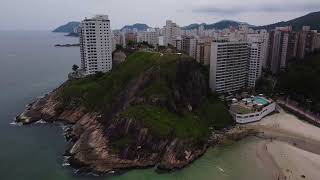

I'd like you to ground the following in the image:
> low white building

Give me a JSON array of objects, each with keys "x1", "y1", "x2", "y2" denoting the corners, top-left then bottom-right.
[{"x1": 230, "y1": 96, "x2": 276, "y2": 124}]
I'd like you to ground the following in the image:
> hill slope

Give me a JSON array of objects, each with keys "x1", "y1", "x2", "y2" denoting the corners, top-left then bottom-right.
[
  {"x1": 121, "y1": 23, "x2": 150, "y2": 31},
  {"x1": 182, "y1": 20, "x2": 252, "y2": 30},
  {"x1": 256, "y1": 11, "x2": 320, "y2": 31},
  {"x1": 53, "y1": 21, "x2": 80, "y2": 33},
  {"x1": 17, "y1": 51, "x2": 234, "y2": 173}
]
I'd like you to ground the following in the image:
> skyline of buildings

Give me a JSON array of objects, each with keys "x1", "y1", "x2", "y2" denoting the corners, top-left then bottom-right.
[{"x1": 78, "y1": 14, "x2": 320, "y2": 94}]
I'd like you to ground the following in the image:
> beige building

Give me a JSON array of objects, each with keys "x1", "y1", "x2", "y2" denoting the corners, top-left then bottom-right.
[
  {"x1": 137, "y1": 30, "x2": 159, "y2": 46},
  {"x1": 196, "y1": 41, "x2": 211, "y2": 65}
]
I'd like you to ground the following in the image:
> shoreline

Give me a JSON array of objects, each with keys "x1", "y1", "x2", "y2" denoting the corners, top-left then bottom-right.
[
  {"x1": 15, "y1": 87, "x2": 320, "y2": 178},
  {"x1": 15, "y1": 88, "x2": 254, "y2": 175},
  {"x1": 247, "y1": 107, "x2": 320, "y2": 180}
]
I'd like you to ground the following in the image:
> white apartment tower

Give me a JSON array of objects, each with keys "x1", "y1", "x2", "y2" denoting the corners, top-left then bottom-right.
[
  {"x1": 164, "y1": 20, "x2": 181, "y2": 46},
  {"x1": 80, "y1": 15, "x2": 112, "y2": 75},
  {"x1": 248, "y1": 42, "x2": 264, "y2": 88},
  {"x1": 210, "y1": 41, "x2": 249, "y2": 94}
]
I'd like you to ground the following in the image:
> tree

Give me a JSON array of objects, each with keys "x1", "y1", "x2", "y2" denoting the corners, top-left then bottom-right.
[
  {"x1": 72, "y1": 64, "x2": 79, "y2": 72},
  {"x1": 116, "y1": 44, "x2": 123, "y2": 50},
  {"x1": 127, "y1": 40, "x2": 135, "y2": 47}
]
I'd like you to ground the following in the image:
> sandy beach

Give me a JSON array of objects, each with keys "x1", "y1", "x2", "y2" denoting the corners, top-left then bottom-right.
[{"x1": 247, "y1": 107, "x2": 320, "y2": 180}]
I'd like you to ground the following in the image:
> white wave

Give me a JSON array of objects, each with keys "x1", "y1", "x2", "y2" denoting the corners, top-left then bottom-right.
[
  {"x1": 217, "y1": 166, "x2": 225, "y2": 172},
  {"x1": 9, "y1": 121, "x2": 22, "y2": 126},
  {"x1": 62, "y1": 162, "x2": 70, "y2": 167},
  {"x1": 62, "y1": 156, "x2": 71, "y2": 167},
  {"x1": 34, "y1": 120, "x2": 47, "y2": 124},
  {"x1": 37, "y1": 95, "x2": 45, "y2": 99}
]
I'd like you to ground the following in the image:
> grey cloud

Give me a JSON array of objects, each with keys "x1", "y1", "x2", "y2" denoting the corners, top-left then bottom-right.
[{"x1": 193, "y1": 2, "x2": 320, "y2": 14}]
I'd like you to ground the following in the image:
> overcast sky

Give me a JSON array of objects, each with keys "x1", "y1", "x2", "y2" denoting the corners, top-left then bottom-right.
[{"x1": 1, "y1": 0, "x2": 320, "y2": 30}]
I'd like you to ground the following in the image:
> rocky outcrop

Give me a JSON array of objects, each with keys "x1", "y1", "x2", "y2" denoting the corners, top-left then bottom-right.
[
  {"x1": 113, "y1": 51, "x2": 127, "y2": 65},
  {"x1": 16, "y1": 89, "x2": 210, "y2": 173},
  {"x1": 16, "y1": 56, "x2": 245, "y2": 175}
]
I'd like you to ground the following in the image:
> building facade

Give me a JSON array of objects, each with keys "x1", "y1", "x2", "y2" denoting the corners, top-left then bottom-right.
[
  {"x1": 267, "y1": 29, "x2": 290, "y2": 74},
  {"x1": 209, "y1": 41, "x2": 249, "y2": 94},
  {"x1": 80, "y1": 15, "x2": 112, "y2": 75},
  {"x1": 137, "y1": 30, "x2": 159, "y2": 46},
  {"x1": 164, "y1": 20, "x2": 181, "y2": 46},
  {"x1": 248, "y1": 42, "x2": 264, "y2": 88},
  {"x1": 196, "y1": 40, "x2": 211, "y2": 65}
]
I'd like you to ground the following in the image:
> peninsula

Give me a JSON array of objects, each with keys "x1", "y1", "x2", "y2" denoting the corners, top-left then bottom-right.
[{"x1": 16, "y1": 51, "x2": 242, "y2": 174}]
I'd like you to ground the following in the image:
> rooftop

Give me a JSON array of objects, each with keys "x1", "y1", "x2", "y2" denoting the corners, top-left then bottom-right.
[{"x1": 230, "y1": 96, "x2": 273, "y2": 115}]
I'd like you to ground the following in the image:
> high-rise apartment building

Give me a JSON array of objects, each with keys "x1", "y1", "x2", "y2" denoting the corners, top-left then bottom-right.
[
  {"x1": 286, "y1": 32, "x2": 299, "y2": 61},
  {"x1": 315, "y1": 33, "x2": 320, "y2": 50},
  {"x1": 181, "y1": 36, "x2": 197, "y2": 59},
  {"x1": 137, "y1": 30, "x2": 159, "y2": 46},
  {"x1": 164, "y1": 20, "x2": 181, "y2": 46},
  {"x1": 297, "y1": 26, "x2": 318, "y2": 59},
  {"x1": 248, "y1": 42, "x2": 264, "y2": 88},
  {"x1": 267, "y1": 29, "x2": 290, "y2": 74},
  {"x1": 209, "y1": 41, "x2": 249, "y2": 93},
  {"x1": 247, "y1": 31, "x2": 269, "y2": 69},
  {"x1": 196, "y1": 39, "x2": 212, "y2": 65},
  {"x1": 80, "y1": 15, "x2": 112, "y2": 75}
]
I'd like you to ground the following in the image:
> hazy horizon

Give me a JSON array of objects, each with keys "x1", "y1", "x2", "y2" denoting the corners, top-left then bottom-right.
[{"x1": 1, "y1": 0, "x2": 320, "y2": 30}]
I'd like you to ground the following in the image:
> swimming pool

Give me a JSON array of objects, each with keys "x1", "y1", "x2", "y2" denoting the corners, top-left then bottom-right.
[{"x1": 253, "y1": 97, "x2": 269, "y2": 106}]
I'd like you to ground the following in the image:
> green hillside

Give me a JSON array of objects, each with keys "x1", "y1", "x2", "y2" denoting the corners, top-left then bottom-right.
[
  {"x1": 256, "y1": 11, "x2": 320, "y2": 31},
  {"x1": 277, "y1": 53, "x2": 320, "y2": 112},
  {"x1": 58, "y1": 51, "x2": 233, "y2": 140},
  {"x1": 121, "y1": 23, "x2": 150, "y2": 31},
  {"x1": 53, "y1": 21, "x2": 80, "y2": 33},
  {"x1": 182, "y1": 20, "x2": 251, "y2": 30}
]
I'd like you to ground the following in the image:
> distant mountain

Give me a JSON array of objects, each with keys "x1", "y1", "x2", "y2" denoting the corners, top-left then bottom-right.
[
  {"x1": 121, "y1": 23, "x2": 150, "y2": 31},
  {"x1": 53, "y1": 22, "x2": 80, "y2": 33},
  {"x1": 255, "y1": 11, "x2": 320, "y2": 31},
  {"x1": 182, "y1": 20, "x2": 252, "y2": 30}
]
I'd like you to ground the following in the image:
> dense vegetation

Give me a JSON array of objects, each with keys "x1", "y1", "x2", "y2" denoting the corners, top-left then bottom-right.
[
  {"x1": 183, "y1": 11, "x2": 320, "y2": 32},
  {"x1": 255, "y1": 11, "x2": 320, "y2": 31},
  {"x1": 58, "y1": 51, "x2": 233, "y2": 140},
  {"x1": 120, "y1": 23, "x2": 149, "y2": 31},
  {"x1": 277, "y1": 53, "x2": 320, "y2": 112},
  {"x1": 182, "y1": 20, "x2": 249, "y2": 30}
]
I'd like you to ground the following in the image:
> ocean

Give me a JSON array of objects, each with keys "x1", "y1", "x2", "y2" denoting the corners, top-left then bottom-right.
[{"x1": 0, "y1": 31, "x2": 271, "y2": 180}]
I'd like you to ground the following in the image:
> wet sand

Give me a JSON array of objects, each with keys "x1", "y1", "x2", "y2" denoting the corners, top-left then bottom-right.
[{"x1": 247, "y1": 108, "x2": 320, "y2": 180}]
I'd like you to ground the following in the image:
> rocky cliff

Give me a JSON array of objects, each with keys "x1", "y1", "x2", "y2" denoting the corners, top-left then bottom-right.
[{"x1": 17, "y1": 52, "x2": 236, "y2": 174}]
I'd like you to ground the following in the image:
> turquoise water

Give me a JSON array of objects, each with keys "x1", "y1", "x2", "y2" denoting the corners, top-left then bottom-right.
[
  {"x1": 0, "y1": 31, "x2": 271, "y2": 180},
  {"x1": 253, "y1": 97, "x2": 269, "y2": 106}
]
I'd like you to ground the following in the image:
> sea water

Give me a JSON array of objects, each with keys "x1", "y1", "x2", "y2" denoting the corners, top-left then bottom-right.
[{"x1": 0, "y1": 31, "x2": 271, "y2": 180}]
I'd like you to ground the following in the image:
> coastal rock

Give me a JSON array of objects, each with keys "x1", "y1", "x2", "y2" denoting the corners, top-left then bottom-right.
[{"x1": 16, "y1": 52, "x2": 237, "y2": 174}]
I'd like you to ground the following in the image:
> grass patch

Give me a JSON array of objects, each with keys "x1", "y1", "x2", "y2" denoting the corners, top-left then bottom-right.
[
  {"x1": 59, "y1": 51, "x2": 234, "y2": 141},
  {"x1": 119, "y1": 105, "x2": 209, "y2": 140},
  {"x1": 119, "y1": 95, "x2": 233, "y2": 140},
  {"x1": 60, "y1": 51, "x2": 162, "y2": 111},
  {"x1": 197, "y1": 95, "x2": 234, "y2": 130}
]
